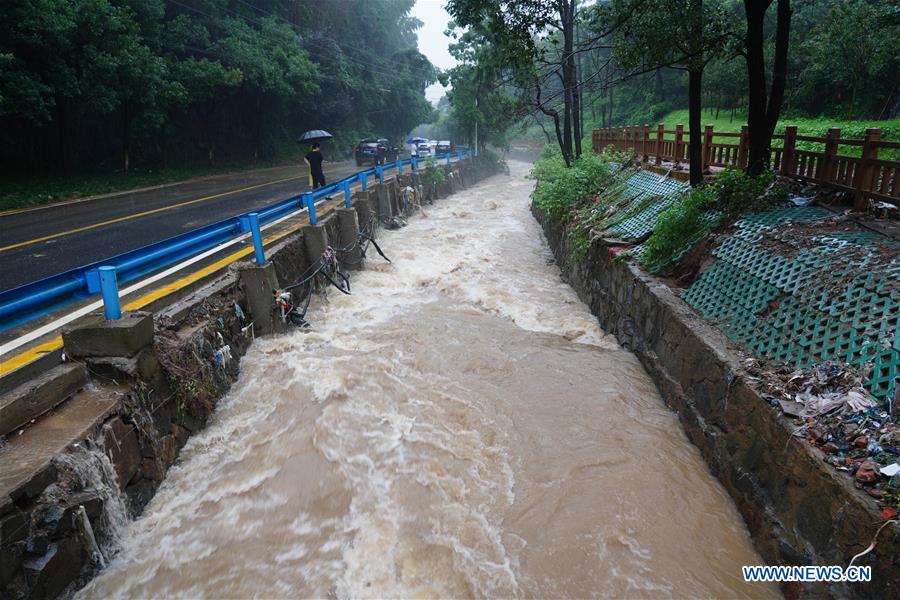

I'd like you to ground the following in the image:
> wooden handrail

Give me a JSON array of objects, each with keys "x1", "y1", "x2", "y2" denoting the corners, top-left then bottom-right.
[{"x1": 591, "y1": 122, "x2": 898, "y2": 207}]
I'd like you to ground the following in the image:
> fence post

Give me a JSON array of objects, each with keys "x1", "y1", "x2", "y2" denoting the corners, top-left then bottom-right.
[
  {"x1": 674, "y1": 124, "x2": 684, "y2": 163},
  {"x1": 304, "y1": 192, "x2": 317, "y2": 224},
  {"x1": 360, "y1": 171, "x2": 368, "y2": 190},
  {"x1": 817, "y1": 127, "x2": 841, "y2": 183},
  {"x1": 703, "y1": 124, "x2": 714, "y2": 171},
  {"x1": 655, "y1": 124, "x2": 664, "y2": 165},
  {"x1": 98, "y1": 266, "x2": 121, "y2": 321},
  {"x1": 247, "y1": 212, "x2": 265, "y2": 265},
  {"x1": 738, "y1": 125, "x2": 749, "y2": 169},
  {"x1": 640, "y1": 123, "x2": 650, "y2": 162},
  {"x1": 853, "y1": 128, "x2": 881, "y2": 211},
  {"x1": 781, "y1": 125, "x2": 798, "y2": 176}
]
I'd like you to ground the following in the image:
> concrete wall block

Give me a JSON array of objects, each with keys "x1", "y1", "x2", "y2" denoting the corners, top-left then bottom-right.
[
  {"x1": 374, "y1": 183, "x2": 392, "y2": 218},
  {"x1": 62, "y1": 313, "x2": 154, "y2": 359},
  {"x1": 0, "y1": 364, "x2": 87, "y2": 436},
  {"x1": 336, "y1": 207, "x2": 363, "y2": 270},
  {"x1": 102, "y1": 416, "x2": 141, "y2": 490},
  {"x1": 238, "y1": 262, "x2": 280, "y2": 337}
]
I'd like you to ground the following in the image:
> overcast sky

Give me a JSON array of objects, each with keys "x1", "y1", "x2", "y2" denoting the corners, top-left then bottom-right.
[{"x1": 410, "y1": 0, "x2": 458, "y2": 104}]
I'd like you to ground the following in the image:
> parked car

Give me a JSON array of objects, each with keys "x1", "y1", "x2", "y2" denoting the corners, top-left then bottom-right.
[
  {"x1": 436, "y1": 140, "x2": 453, "y2": 154},
  {"x1": 417, "y1": 142, "x2": 433, "y2": 157},
  {"x1": 354, "y1": 138, "x2": 399, "y2": 166}
]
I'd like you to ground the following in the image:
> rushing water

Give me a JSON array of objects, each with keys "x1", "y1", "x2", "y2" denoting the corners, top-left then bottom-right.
[{"x1": 80, "y1": 162, "x2": 775, "y2": 599}]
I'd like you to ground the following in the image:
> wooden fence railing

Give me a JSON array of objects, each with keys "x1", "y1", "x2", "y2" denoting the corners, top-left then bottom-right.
[{"x1": 592, "y1": 124, "x2": 899, "y2": 209}]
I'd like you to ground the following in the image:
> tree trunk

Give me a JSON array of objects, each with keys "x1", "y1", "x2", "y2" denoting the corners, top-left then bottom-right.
[
  {"x1": 743, "y1": 0, "x2": 791, "y2": 176},
  {"x1": 687, "y1": 0, "x2": 704, "y2": 186},
  {"x1": 560, "y1": 0, "x2": 575, "y2": 164},
  {"x1": 688, "y1": 67, "x2": 704, "y2": 186}
]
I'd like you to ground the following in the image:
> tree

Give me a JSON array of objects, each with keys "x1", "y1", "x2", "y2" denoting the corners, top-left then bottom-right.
[
  {"x1": 446, "y1": 0, "x2": 583, "y2": 167},
  {"x1": 743, "y1": 0, "x2": 792, "y2": 176},
  {"x1": 605, "y1": 0, "x2": 731, "y2": 185},
  {"x1": 799, "y1": 0, "x2": 899, "y2": 120}
]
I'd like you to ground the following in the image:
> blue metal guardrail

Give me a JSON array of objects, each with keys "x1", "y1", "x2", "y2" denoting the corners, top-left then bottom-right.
[{"x1": 0, "y1": 150, "x2": 475, "y2": 331}]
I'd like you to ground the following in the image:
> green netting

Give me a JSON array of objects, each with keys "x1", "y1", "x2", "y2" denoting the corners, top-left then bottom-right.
[
  {"x1": 682, "y1": 206, "x2": 899, "y2": 401},
  {"x1": 607, "y1": 170, "x2": 688, "y2": 240}
]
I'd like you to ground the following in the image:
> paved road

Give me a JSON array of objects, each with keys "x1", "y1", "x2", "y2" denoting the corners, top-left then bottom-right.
[{"x1": 0, "y1": 160, "x2": 362, "y2": 292}]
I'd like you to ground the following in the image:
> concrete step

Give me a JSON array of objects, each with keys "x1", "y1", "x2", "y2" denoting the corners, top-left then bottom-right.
[
  {"x1": 0, "y1": 383, "x2": 120, "y2": 511},
  {"x1": 0, "y1": 363, "x2": 87, "y2": 437}
]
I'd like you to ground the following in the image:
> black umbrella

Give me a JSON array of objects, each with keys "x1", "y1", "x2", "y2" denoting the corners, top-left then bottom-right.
[{"x1": 298, "y1": 129, "x2": 333, "y2": 144}]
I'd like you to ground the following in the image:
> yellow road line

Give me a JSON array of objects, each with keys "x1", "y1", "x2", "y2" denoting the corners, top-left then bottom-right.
[
  {"x1": 0, "y1": 204, "x2": 336, "y2": 376},
  {"x1": 0, "y1": 175, "x2": 304, "y2": 253}
]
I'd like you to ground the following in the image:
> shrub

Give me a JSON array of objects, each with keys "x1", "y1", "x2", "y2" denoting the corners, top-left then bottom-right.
[
  {"x1": 531, "y1": 153, "x2": 614, "y2": 223},
  {"x1": 421, "y1": 156, "x2": 447, "y2": 188},
  {"x1": 710, "y1": 168, "x2": 785, "y2": 217},
  {"x1": 640, "y1": 187, "x2": 715, "y2": 272}
]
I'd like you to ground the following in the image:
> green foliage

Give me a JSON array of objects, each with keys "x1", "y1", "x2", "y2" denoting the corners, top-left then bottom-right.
[
  {"x1": 531, "y1": 151, "x2": 614, "y2": 223},
  {"x1": 0, "y1": 0, "x2": 436, "y2": 178},
  {"x1": 710, "y1": 168, "x2": 785, "y2": 217},
  {"x1": 640, "y1": 169, "x2": 786, "y2": 272},
  {"x1": 658, "y1": 109, "x2": 900, "y2": 160},
  {"x1": 640, "y1": 187, "x2": 715, "y2": 272},
  {"x1": 421, "y1": 157, "x2": 447, "y2": 188}
]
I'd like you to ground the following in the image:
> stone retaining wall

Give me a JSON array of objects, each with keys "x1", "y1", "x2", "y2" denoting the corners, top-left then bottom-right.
[{"x1": 533, "y1": 206, "x2": 899, "y2": 599}]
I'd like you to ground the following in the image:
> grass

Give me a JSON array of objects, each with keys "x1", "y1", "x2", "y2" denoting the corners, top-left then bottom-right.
[
  {"x1": 657, "y1": 108, "x2": 900, "y2": 159},
  {"x1": 0, "y1": 151, "x2": 306, "y2": 212},
  {"x1": 659, "y1": 108, "x2": 900, "y2": 139}
]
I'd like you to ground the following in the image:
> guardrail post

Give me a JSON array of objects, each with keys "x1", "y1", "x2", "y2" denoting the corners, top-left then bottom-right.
[
  {"x1": 304, "y1": 192, "x2": 317, "y2": 224},
  {"x1": 360, "y1": 171, "x2": 368, "y2": 191},
  {"x1": 446, "y1": 153, "x2": 451, "y2": 165},
  {"x1": 247, "y1": 212, "x2": 265, "y2": 265},
  {"x1": 411, "y1": 156, "x2": 418, "y2": 171},
  {"x1": 376, "y1": 166, "x2": 384, "y2": 183},
  {"x1": 396, "y1": 159, "x2": 402, "y2": 175},
  {"x1": 343, "y1": 180, "x2": 352, "y2": 208},
  {"x1": 98, "y1": 266, "x2": 121, "y2": 320}
]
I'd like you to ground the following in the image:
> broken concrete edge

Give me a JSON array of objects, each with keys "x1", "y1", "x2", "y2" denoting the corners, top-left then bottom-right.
[
  {"x1": 533, "y1": 205, "x2": 899, "y2": 599},
  {"x1": 0, "y1": 154, "x2": 502, "y2": 600}
]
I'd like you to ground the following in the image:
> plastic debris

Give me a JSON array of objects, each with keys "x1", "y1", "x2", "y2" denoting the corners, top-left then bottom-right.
[{"x1": 880, "y1": 463, "x2": 900, "y2": 477}]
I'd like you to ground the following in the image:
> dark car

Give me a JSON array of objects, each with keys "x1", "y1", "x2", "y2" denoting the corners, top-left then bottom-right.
[
  {"x1": 355, "y1": 138, "x2": 399, "y2": 166},
  {"x1": 436, "y1": 140, "x2": 453, "y2": 155}
]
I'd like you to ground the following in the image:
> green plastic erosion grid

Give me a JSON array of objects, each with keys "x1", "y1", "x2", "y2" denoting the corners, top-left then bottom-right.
[
  {"x1": 682, "y1": 206, "x2": 899, "y2": 401},
  {"x1": 606, "y1": 170, "x2": 688, "y2": 240}
]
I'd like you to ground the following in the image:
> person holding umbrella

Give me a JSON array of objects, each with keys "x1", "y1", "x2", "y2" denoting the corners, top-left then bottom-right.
[
  {"x1": 299, "y1": 129, "x2": 332, "y2": 190},
  {"x1": 304, "y1": 143, "x2": 326, "y2": 189}
]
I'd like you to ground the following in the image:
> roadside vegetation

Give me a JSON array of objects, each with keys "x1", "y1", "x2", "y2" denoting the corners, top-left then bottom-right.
[
  {"x1": 1, "y1": 0, "x2": 435, "y2": 207},
  {"x1": 531, "y1": 147, "x2": 787, "y2": 270}
]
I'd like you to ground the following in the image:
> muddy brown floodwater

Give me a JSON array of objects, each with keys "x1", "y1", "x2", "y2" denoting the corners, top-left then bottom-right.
[{"x1": 80, "y1": 162, "x2": 776, "y2": 599}]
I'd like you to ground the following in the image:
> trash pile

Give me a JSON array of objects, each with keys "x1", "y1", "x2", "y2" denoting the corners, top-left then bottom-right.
[{"x1": 745, "y1": 358, "x2": 900, "y2": 518}]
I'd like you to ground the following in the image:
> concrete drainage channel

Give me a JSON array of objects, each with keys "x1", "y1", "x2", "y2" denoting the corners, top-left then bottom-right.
[
  {"x1": 0, "y1": 156, "x2": 499, "y2": 600},
  {"x1": 533, "y1": 206, "x2": 899, "y2": 599}
]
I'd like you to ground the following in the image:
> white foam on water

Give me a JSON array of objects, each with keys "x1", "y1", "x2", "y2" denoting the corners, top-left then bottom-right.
[{"x1": 78, "y1": 162, "x2": 776, "y2": 600}]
